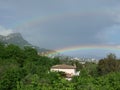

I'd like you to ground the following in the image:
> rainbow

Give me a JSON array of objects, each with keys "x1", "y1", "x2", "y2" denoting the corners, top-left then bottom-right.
[
  {"x1": 13, "y1": 12, "x2": 105, "y2": 30},
  {"x1": 10, "y1": 12, "x2": 118, "y2": 56},
  {"x1": 13, "y1": 13, "x2": 80, "y2": 29},
  {"x1": 47, "y1": 45, "x2": 120, "y2": 56}
]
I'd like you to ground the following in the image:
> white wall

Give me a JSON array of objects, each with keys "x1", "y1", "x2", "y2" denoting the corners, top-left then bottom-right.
[{"x1": 51, "y1": 68, "x2": 76, "y2": 75}]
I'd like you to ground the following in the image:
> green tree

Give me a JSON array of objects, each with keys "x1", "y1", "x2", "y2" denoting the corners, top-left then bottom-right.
[
  {"x1": 0, "y1": 68, "x2": 26, "y2": 90},
  {"x1": 0, "y1": 43, "x2": 5, "y2": 59},
  {"x1": 97, "y1": 53, "x2": 119, "y2": 75}
]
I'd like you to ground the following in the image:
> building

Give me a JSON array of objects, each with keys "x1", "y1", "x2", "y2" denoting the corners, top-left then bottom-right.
[{"x1": 51, "y1": 64, "x2": 80, "y2": 80}]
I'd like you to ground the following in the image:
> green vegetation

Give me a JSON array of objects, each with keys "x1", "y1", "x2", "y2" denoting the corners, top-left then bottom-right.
[{"x1": 0, "y1": 42, "x2": 120, "y2": 90}]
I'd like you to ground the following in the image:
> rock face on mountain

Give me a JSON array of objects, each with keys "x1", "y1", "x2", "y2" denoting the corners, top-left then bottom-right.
[
  {"x1": 0, "y1": 33, "x2": 31, "y2": 48},
  {"x1": 0, "y1": 33, "x2": 56, "y2": 54}
]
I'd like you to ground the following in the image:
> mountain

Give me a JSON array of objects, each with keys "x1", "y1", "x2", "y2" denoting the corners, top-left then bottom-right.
[
  {"x1": 0, "y1": 33, "x2": 56, "y2": 54},
  {"x1": 0, "y1": 33, "x2": 31, "y2": 47}
]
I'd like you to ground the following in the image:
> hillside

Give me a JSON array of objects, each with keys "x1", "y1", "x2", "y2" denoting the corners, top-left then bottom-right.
[{"x1": 0, "y1": 33, "x2": 55, "y2": 54}]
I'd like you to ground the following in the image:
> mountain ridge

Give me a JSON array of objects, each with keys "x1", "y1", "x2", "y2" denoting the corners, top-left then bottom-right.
[{"x1": 0, "y1": 33, "x2": 56, "y2": 54}]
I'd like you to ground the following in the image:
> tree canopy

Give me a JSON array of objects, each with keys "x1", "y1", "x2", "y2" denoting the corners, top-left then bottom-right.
[{"x1": 0, "y1": 42, "x2": 120, "y2": 90}]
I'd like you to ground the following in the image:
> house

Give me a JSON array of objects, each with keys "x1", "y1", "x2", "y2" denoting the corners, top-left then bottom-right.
[{"x1": 51, "y1": 64, "x2": 80, "y2": 80}]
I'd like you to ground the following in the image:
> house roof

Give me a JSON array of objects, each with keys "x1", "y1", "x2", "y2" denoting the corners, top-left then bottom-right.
[{"x1": 51, "y1": 64, "x2": 76, "y2": 69}]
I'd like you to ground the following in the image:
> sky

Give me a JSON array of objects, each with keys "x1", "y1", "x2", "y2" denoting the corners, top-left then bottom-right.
[{"x1": 0, "y1": 0, "x2": 120, "y2": 58}]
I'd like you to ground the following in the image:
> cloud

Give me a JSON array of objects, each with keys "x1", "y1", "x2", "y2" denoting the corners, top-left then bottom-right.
[
  {"x1": 0, "y1": 26, "x2": 13, "y2": 36},
  {"x1": 14, "y1": 11, "x2": 116, "y2": 49},
  {"x1": 1, "y1": 0, "x2": 120, "y2": 58},
  {"x1": 3, "y1": 0, "x2": 117, "y2": 50},
  {"x1": 97, "y1": 24, "x2": 120, "y2": 45}
]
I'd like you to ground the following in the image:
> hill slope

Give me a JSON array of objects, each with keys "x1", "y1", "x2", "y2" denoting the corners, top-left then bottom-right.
[{"x1": 0, "y1": 33, "x2": 56, "y2": 54}]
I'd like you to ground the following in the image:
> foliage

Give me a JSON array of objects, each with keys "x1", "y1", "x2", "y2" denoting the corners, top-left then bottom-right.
[
  {"x1": 0, "y1": 43, "x2": 120, "y2": 90},
  {"x1": 97, "y1": 53, "x2": 120, "y2": 75}
]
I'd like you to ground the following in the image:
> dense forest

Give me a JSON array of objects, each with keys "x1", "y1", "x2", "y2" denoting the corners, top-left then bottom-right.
[{"x1": 0, "y1": 42, "x2": 120, "y2": 90}]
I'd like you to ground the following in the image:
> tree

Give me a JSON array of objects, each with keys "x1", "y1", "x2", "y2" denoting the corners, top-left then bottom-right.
[
  {"x1": 0, "y1": 43, "x2": 5, "y2": 59},
  {"x1": 24, "y1": 46, "x2": 38, "y2": 57},
  {"x1": 0, "y1": 68, "x2": 26, "y2": 90},
  {"x1": 97, "y1": 53, "x2": 119, "y2": 75},
  {"x1": 107, "y1": 53, "x2": 116, "y2": 60}
]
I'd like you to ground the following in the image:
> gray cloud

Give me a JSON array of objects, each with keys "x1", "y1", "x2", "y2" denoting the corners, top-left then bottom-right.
[
  {"x1": 15, "y1": 12, "x2": 116, "y2": 49},
  {"x1": 1, "y1": 0, "x2": 120, "y2": 57}
]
